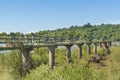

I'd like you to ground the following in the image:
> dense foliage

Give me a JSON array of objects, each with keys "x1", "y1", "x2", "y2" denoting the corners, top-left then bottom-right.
[
  {"x1": 0, "y1": 46, "x2": 120, "y2": 80},
  {"x1": 1, "y1": 23, "x2": 120, "y2": 42},
  {"x1": 0, "y1": 23, "x2": 120, "y2": 80},
  {"x1": 34, "y1": 23, "x2": 120, "y2": 42}
]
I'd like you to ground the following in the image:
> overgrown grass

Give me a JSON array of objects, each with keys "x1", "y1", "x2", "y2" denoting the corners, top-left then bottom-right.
[
  {"x1": 0, "y1": 46, "x2": 120, "y2": 80},
  {"x1": 0, "y1": 50, "x2": 23, "y2": 80},
  {"x1": 31, "y1": 48, "x2": 48, "y2": 68}
]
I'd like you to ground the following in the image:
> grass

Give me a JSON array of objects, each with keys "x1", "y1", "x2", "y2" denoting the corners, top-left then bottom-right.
[
  {"x1": 0, "y1": 46, "x2": 120, "y2": 80},
  {"x1": 0, "y1": 50, "x2": 22, "y2": 80}
]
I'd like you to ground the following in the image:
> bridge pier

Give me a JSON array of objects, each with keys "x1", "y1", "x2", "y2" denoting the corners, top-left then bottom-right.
[
  {"x1": 77, "y1": 43, "x2": 84, "y2": 58},
  {"x1": 93, "y1": 42, "x2": 97, "y2": 54},
  {"x1": 107, "y1": 41, "x2": 112, "y2": 48},
  {"x1": 19, "y1": 46, "x2": 33, "y2": 70},
  {"x1": 86, "y1": 43, "x2": 91, "y2": 54},
  {"x1": 48, "y1": 45, "x2": 57, "y2": 69},
  {"x1": 109, "y1": 41, "x2": 112, "y2": 47},
  {"x1": 100, "y1": 42, "x2": 108, "y2": 50},
  {"x1": 65, "y1": 45, "x2": 72, "y2": 63},
  {"x1": 99, "y1": 42, "x2": 105, "y2": 49},
  {"x1": 99, "y1": 42, "x2": 101, "y2": 49}
]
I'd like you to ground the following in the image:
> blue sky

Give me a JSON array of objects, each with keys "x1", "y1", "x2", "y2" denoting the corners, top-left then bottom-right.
[{"x1": 0, "y1": 0, "x2": 120, "y2": 33}]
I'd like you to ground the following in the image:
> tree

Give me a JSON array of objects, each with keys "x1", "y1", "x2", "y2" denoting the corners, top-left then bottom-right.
[{"x1": 83, "y1": 23, "x2": 93, "y2": 28}]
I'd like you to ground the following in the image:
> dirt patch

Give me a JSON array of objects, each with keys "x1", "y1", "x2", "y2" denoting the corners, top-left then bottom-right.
[{"x1": 86, "y1": 54, "x2": 110, "y2": 69}]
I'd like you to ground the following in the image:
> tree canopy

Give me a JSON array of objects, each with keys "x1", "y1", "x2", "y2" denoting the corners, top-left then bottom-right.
[{"x1": 1, "y1": 23, "x2": 120, "y2": 42}]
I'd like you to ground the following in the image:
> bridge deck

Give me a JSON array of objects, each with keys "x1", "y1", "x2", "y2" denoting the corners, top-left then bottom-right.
[
  {"x1": 0, "y1": 41, "x2": 111, "y2": 50},
  {"x1": 0, "y1": 42, "x2": 73, "y2": 50},
  {"x1": 0, "y1": 34, "x2": 111, "y2": 50}
]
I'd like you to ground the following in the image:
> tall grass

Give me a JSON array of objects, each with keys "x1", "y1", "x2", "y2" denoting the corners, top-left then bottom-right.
[
  {"x1": 0, "y1": 50, "x2": 22, "y2": 80},
  {"x1": 0, "y1": 46, "x2": 120, "y2": 80}
]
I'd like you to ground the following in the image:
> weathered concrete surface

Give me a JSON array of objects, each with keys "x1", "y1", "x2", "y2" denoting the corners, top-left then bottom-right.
[
  {"x1": 93, "y1": 42, "x2": 97, "y2": 54},
  {"x1": 19, "y1": 46, "x2": 33, "y2": 70},
  {"x1": 48, "y1": 45, "x2": 57, "y2": 68},
  {"x1": 87, "y1": 43, "x2": 91, "y2": 54},
  {"x1": 77, "y1": 43, "x2": 84, "y2": 58},
  {"x1": 65, "y1": 45, "x2": 72, "y2": 63}
]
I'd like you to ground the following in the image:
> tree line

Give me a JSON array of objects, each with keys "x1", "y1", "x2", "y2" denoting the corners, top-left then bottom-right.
[{"x1": 0, "y1": 23, "x2": 120, "y2": 42}]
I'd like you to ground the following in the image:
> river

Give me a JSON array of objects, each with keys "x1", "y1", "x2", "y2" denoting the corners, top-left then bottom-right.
[{"x1": 0, "y1": 44, "x2": 11, "y2": 54}]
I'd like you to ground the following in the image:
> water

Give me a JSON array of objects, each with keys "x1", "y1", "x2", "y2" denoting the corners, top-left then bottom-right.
[
  {"x1": 0, "y1": 50, "x2": 11, "y2": 54},
  {"x1": 0, "y1": 44, "x2": 11, "y2": 54},
  {"x1": 0, "y1": 44, "x2": 6, "y2": 47},
  {"x1": 58, "y1": 44, "x2": 78, "y2": 50}
]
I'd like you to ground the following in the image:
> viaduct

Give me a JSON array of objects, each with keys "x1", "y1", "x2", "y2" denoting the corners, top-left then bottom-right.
[{"x1": 0, "y1": 34, "x2": 112, "y2": 69}]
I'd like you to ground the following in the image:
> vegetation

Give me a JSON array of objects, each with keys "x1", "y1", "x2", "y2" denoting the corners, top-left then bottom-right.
[
  {"x1": 0, "y1": 23, "x2": 120, "y2": 80},
  {"x1": 0, "y1": 45, "x2": 120, "y2": 80},
  {"x1": 30, "y1": 23, "x2": 120, "y2": 41},
  {"x1": 1, "y1": 23, "x2": 120, "y2": 42}
]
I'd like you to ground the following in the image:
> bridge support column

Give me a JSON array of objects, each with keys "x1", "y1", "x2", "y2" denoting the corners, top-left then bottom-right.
[
  {"x1": 87, "y1": 43, "x2": 91, "y2": 54},
  {"x1": 107, "y1": 41, "x2": 112, "y2": 48},
  {"x1": 77, "y1": 43, "x2": 84, "y2": 58},
  {"x1": 65, "y1": 45, "x2": 72, "y2": 63},
  {"x1": 100, "y1": 42, "x2": 108, "y2": 50},
  {"x1": 93, "y1": 42, "x2": 97, "y2": 54},
  {"x1": 99, "y1": 42, "x2": 102, "y2": 49},
  {"x1": 101, "y1": 42, "x2": 111, "y2": 54},
  {"x1": 19, "y1": 46, "x2": 33, "y2": 70},
  {"x1": 109, "y1": 41, "x2": 112, "y2": 47},
  {"x1": 48, "y1": 45, "x2": 57, "y2": 69}
]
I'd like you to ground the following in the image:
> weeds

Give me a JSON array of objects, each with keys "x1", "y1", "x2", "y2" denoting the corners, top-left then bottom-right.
[{"x1": 0, "y1": 46, "x2": 120, "y2": 80}]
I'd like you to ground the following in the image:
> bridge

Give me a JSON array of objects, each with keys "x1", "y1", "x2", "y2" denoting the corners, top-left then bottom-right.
[{"x1": 0, "y1": 34, "x2": 112, "y2": 69}]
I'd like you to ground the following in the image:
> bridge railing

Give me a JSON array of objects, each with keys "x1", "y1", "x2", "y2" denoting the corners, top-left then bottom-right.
[
  {"x1": 0, "y1": 34, "x2": 68, "y2": 46},
  {"x1": 0, "y1": 34, "x2": 112, "y2": 47}
]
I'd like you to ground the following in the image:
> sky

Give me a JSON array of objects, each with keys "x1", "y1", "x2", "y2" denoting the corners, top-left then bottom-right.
[{"x1": 0, "y1": 0, "x2": 120, "y2": 33}]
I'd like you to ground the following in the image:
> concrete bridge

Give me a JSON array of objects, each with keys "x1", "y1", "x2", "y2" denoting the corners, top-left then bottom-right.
[{"x1": 0, "y1": 34, "x2": 112, "y2": 69}]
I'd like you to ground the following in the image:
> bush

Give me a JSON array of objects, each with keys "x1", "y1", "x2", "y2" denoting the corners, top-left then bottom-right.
[
  {"x1": 0, "y1": 50, "x2": 23, "y2": 80},
  {"x1": 31, "y1": 48, "x2": 48, "y2": 68}
]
